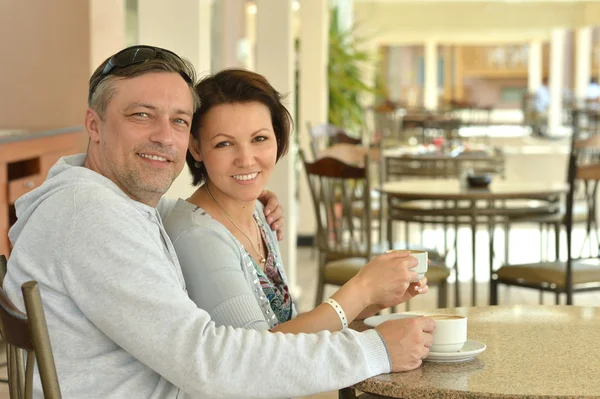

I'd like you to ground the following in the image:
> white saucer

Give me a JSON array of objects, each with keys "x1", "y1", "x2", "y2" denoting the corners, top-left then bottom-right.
[
  {"x1": 364, "y1": 312, "x2": 420, "y2": 328},
  {"x1": 425, "y1": 340, "x2": 486, "y2": 363}
]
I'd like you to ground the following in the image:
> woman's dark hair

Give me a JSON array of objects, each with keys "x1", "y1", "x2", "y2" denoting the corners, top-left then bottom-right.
[{"x1": 187, "y1": 68, "x2": 292, "y2": 186}]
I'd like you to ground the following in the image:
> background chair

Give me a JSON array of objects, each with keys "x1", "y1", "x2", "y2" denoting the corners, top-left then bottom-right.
[
  {"x1": 306, "y1": 122, "x2": 362, "y2": 159},
  {"x1": 0, "y1": 255, "x2": 7, "y2": 286},
  {"x1": 0, "y1": 280, "x2": 61, "y2": 398},
  {"x1": 0, "y1": 254, "x2": 7, "y2": 379},
  {"x1": 491, "y1": 112, "x2": 600, "y2": 305},
  {"x1": 301, "y1": 150, "x2": 449, "y2": 308}
]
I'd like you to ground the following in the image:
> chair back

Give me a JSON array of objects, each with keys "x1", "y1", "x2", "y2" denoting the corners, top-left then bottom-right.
[
  {"x1": 0, "y1": 255, "x2": 7, "y2": 287},
  {"x1": 383, "y1": 150, "x2": 505, "y2": 182},
  {"x1": 374, "y1": 110, "x2": 402, "y2": 141},
  {"x1": 0, "y1": 281, "x2": 61, "y2": 398},
  {"x1": 307, "y1": 123, "x2": 361, "y2": 159},
  {"x1": 563, "y1": 110, "x2": 600, "y2": 298},
  {"x1": 300, "y1": 150, "x2": 373, "y2": 260}
]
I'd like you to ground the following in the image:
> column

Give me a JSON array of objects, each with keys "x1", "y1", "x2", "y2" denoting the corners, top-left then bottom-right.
[
  {"x1": 424, "y1": 40, "x2": 438, "y2": 110},
  {"x1": 212, "y1": 0, "x2": 246, "y2": 70},
  {"x1": 575, "y1": 27, "x2": 592, "y2": 103},
  {"x1": 90, "y1": 0, "x2": 126, "y2": 75},
  {"x1": 255, "y1": 0, "x2": 298, "y2": 293},
  {"x1": 136, "y1": 0, "x2": 213, "y2": 200},
  {"x1": 548, "y1": 28, "x2": 567, "y2": 137},
  {"x1": 298, "y1": 0, "x2": 328, "y2": 237},
  {"x1": 528, "y1": 39, "x2": 543, "y2": 93}
]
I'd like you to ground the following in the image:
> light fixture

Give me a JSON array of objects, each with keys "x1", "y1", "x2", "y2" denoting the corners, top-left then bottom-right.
[
  {"x1": 247, "y1": 2, "x2": 257, "y2": 15},
  {"x1": 292, "y1": 0, "x2": 300, "y2": 12}
]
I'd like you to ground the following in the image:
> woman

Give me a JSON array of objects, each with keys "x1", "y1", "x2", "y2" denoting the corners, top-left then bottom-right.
[{"x1": 164, "y1": 69, "x2": 428, "y2": 332}]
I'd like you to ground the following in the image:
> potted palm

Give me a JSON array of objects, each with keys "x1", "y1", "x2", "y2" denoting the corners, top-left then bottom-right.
[{"x1": 328, "y1": 7, "x2": 379, "y2": 136}]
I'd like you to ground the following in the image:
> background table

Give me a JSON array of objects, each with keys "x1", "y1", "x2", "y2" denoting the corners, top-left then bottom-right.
[
  {"x1": 380, "y1": 179, "x2": 568, "y2": 306},
  {"x1": 343, "y1": 305, "x2": 600, "y2": 399}
]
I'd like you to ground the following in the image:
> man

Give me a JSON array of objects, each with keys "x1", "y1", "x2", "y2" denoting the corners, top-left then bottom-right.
[
  {"x1": 4, "y1": 45, "x2": 434, "y2": 398},
  {"x1": 533, "y1": 77, "x2": 550, "y2": 137}
]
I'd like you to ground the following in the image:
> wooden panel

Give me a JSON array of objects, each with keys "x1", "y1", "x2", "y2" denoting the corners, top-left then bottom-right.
[
  {"x1": 0, "y1": 163, "x2": 5, "y2": 184},
  {"x1": 0, "y1": 183, "x2": 6, "y2": 206},
  {"x1": 443, "y1": 45, "x2": 453, "y2": 102},
  {"x1": 40, "y1": 149, "x2": 76, "y2": 177},
  {"x1": 8, "y1": 174, "x2": 43, "y2": 204},
  {"x1": 455, "y1": 46, "x2": 464, "y2": 101},
  {"x1": 0, "y1": 229, "x2": 8, "y2": 257},
  {"x1": 0, "y1": 206, "x2": 6, "y2": 228}
]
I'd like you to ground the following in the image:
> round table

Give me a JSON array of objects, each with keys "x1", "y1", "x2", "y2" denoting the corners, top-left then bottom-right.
[
  {"x1": 345, "y1": 305, "x2": 600, "y2": 398},
  {"x1": 380, "y1": 179, "x2": 568, "y2": 306}
]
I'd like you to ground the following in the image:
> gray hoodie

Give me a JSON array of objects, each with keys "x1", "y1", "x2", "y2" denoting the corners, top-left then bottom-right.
[{"x1": 4, "y1": 154, "x2": 390, "y2": 399}]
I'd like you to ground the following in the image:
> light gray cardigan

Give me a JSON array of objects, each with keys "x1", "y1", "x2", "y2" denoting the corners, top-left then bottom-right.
[{"x1": 164, "y1": 199, "x2": 298, "y2": 330}]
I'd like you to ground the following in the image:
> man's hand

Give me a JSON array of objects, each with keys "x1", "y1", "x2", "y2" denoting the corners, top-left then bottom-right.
[
  {"x1": 257, "y1": 190, "x2": 284, "y2": 241},
  {"x1": 375, "y1": 317, "x2": 435, "y2": 372}
]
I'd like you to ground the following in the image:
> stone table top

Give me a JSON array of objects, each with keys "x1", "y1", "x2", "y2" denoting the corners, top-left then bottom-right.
[{"x1": 351, "y1": 305, "x2": 600, "y2": 398}]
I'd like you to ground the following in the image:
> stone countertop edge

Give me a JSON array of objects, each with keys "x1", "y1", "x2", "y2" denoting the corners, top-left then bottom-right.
[{"x1": 0, "y1": 126, "x2": 84, "y2": 144}]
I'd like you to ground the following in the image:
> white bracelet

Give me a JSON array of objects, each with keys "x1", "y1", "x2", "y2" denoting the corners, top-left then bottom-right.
[{"x1": 323, "y1": 298, "x2": 348, "y2": 329}]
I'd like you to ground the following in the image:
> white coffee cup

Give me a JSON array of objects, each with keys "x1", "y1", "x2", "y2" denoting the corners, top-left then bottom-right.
[
  {"x1": 408, "y1": 250, "x2": 428, "y2": 281},
  {"x1": 387, "y1": 249, "x2": 428, "y2": 282},
  {"x1": 429, "y1": 314, "x2": 467, "y2": 353}
]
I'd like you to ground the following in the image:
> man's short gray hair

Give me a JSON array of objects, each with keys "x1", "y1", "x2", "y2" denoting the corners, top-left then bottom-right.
[{"x1": 88, "y1": 48, "x2": 200, "y2": 118}]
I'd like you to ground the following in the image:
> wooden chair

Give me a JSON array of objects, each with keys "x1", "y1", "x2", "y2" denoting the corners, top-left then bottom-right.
[
  {"x1": 0, "y1": 254, "x2": 6, "y2": 287},
  {"x1": 0, "y1": 280, "x2": 62, "y2": 398},
  {"x1": 0, "y1": 254, "x2": 6, "y2": 377},
  {"x1": 301, "y1": 150, "x2": 450, "y2": 308},
  {"x1": 307, "y1": 122, "x2": 362, "y2": 159},
  {"x1": 491, "y1": 113, "x2": 600, "y2": 305}
]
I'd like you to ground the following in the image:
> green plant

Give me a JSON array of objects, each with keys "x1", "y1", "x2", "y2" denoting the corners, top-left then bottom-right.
[{"x1": 328, "y1": 7, "x2": 379, "y2": 134}]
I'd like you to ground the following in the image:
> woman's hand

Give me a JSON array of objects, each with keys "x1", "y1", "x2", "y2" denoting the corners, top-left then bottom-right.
[
  {"x1": 257, "y1": 190, "x2": 284, "y2": 241},
  {"x1": 353, "y1": 251, "x2": 427, "y2": 309},
  {"x1": 398, "y1": 276, "x2": 429, "y2": 304}
]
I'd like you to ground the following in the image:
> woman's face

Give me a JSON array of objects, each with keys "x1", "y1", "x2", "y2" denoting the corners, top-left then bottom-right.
[{"x1": 191, "y1": 101, "x2": 278, "y2": 204}]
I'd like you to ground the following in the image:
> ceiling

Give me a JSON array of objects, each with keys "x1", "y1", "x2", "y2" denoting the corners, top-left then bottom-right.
[{"x1": 354, "y1": 0, "x2": 600, "y2": 44}]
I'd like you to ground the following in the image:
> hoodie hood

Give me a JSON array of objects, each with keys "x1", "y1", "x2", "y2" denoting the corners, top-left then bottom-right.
[{"x1": 8, "y1": 153, "x2": 151, "y2": 246}]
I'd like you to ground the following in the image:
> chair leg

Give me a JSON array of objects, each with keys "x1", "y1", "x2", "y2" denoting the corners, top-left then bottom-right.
[
  {"x1": 315, "y1": 253, "x2": 327, "y2": 308},
  {"x1": 490, "y1": 279, "x2": 499, "y2": 305},
  {"x1": 554, "y1": 221, "x2": 561, "y2": 261},
  {"x1": 438, "y1": 280, "x2": 448, "y2": 308},
  {"x1": 339, "y1": 387, "x2": 359, "y2": 399},
  {"x1": 555, "y1": 292, "x2": 561, "y2": 305},
  {"x1": 504, "y1": 222, "x2": 510, "y2": 265},
  {"x1": 539, "y1": 223, "x2": 545, "y2": 261},
  {"x1": 539, "y1": 290, "x2": 544, "y2": 305}
]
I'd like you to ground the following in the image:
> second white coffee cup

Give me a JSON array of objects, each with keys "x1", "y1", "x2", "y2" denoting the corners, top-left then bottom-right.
[{"x1": 429, "y1": 314, "x2": 467, "y2": 353}]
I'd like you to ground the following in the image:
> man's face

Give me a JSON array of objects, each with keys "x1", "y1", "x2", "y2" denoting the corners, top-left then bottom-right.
[{"x1": 86, "y1": 72, "x2": 193, "y2": 205}]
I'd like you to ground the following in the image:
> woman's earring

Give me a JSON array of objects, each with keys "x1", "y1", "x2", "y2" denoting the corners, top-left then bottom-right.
[{"x1": 194, "y1": 161, "x2": 202, "y2": 168}]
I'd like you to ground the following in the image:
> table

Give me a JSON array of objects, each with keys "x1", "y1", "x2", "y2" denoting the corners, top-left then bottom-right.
[
  {"x1": 380, "y1": 179, "x2": 568, "y2": 306},
  {"x1": 342, "y1": 305, "x2": 600, "y2": 399}
]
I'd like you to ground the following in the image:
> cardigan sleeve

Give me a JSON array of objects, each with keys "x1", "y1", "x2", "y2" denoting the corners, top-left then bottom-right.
[{"x1": 170, "y1": 218, "x2": 271, "y2": 331}]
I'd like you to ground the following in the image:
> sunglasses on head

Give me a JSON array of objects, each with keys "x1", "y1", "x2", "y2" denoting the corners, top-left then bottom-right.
[{"x1": 90, "y1": 45, "x2": 193, "y2": 96}]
